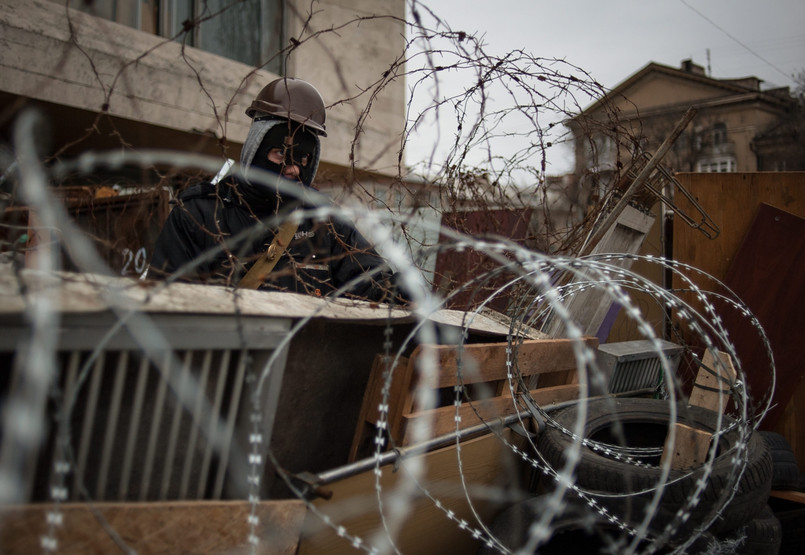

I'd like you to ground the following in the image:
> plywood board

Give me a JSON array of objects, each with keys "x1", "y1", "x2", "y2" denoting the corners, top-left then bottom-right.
[
  {"x1": 717, "y1": 204, "x2": 804, "y2": 427},
  {"x1": 673, "y1": 173, "x2": 805, "y2": 288},
  {"x1": 672, "y1": 173, "x2": 805, "y2": 468},
  {"x1": 545, "y1": 204, "x2": 656, "y2": 338},
  {"x1": 724, "y1": 204, "x2": 805, "y2": 426},
  {"x1": 0, "y1": 500, "x2": 306, "y2": 554}
]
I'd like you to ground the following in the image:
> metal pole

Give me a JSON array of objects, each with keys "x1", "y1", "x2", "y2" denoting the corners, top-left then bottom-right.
[{"x1": 313, "y1": 389, "x2": 655, "y2": 487}]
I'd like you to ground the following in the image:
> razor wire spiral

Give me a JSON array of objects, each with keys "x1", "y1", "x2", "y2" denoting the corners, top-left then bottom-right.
[
  {"x1": 0, "y1": 2, "x2": 780, "y2": 553},
  {"x1": 0, "y1": 136, "x2": 777, "y2": 555}
]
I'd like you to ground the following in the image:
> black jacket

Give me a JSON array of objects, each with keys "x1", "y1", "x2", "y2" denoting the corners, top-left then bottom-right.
[{"x1": 149, "y1": 179, "x2": 398, "y2": 302}]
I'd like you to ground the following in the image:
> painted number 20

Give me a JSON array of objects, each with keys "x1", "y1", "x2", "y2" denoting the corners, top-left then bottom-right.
[{"x1": 121, "y1": 247, "x2": 147, "y2": 276}]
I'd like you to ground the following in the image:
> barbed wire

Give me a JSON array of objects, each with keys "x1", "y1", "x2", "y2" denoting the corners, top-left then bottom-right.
[{"x1": 0, "y1": 1, "x2": 778, "y2": 554}]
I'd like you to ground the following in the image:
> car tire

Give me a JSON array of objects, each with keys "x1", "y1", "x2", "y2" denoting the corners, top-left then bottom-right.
[
  {"x1": 759, "y1": 431, "x2": 801, "y2": 491},
  {"x1": 536, "y1": 398, "x2": 772, "y2": 536},
  {"x1": 776, "y1": 507, "x2": 805, "y2": 555},
  {"x1": 480, "y1": 493, "x2": 714, "y2": 554},
  {"x1": 717, "y1": 504, "x2": 782, "y2": 554}
]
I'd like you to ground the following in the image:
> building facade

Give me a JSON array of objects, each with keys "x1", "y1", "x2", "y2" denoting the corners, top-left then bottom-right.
[
  {"x1": 570, "y1": 59, "x2": 800, "y2": 184},
  {"x1": 1, "y1": 0, "x2": 407, "y2": 173}
]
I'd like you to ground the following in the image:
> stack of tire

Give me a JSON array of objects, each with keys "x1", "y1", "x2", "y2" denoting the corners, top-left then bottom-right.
[
  {"x1": 761, "y1": 431, "x2": 805, "y2": 555},
  {"x1": 484, "y1": 398, "x2": 781, "y2": 554}
]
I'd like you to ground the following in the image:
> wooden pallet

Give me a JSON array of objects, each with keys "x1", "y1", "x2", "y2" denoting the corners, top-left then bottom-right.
[
  {"x1": 349, "y1": 337, "x2": 598, "y2": 461},
  {"x1": 662, "y1": 348, "x2": 737, "y2": 469}
]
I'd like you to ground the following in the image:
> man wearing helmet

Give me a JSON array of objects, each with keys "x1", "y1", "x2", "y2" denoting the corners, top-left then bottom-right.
[{"x1": 148, "y1": 78, "x2": 402, "y2": 303}]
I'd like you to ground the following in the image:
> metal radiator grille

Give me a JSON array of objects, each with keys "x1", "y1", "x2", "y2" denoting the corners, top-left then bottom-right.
[
  {"x1": 597, "y1": 339, "x2": 684, "y2": 394},
  {"x1": 1, "y1": 312, "x2": 291, "y2": 504},
  {"x1": 14, "y1": 348, "x2": 254, "y2": 502},
  {"x1": 608, "y1": 356, "x2": 662, "y2": 394}
]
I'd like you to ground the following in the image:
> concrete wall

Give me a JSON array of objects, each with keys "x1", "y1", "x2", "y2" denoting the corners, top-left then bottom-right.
[
  {"x1": 286, "y1": 0, "x2": 407, "y2": 176},
  {"x1": 0, "y1": 0, "x2": 406, "y2": 176},
  {"x1": 1, "y1": 0, "x2": 259, "y2": 151}
]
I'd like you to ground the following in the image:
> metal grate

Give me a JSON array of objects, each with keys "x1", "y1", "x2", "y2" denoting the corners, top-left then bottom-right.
[
  {"x1": 0, "y1": 311, "x2": 291, "y2": 503},
  {"x1": 597, "y1": 339, "x2": 683, "y2": 394}
]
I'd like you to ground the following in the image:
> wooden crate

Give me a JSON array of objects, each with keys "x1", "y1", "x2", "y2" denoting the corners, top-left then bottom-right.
[{"x1": 349, "y1": 337, "x2": 598, "y2": 461}]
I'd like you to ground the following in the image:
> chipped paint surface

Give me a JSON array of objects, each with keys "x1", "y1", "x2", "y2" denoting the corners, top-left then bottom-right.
[{"x1": 0, "y1": 266, "x2": 536, "y2": 337}]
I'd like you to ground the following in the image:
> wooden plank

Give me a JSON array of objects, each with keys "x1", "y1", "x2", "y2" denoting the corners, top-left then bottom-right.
[
  {"x1": 769, "y1": 490, "x2": 805, "y2": 505},
  {"x1": 664, "y1": 349, "x2": 734, "y2": 470},
  {"x1": 349, "y1": 354, "x2": 411, "y2": 462},
  {"x1": 299, "y1": 429, "x2": 526, "y2": 554},
  {"x1": 408, "y1": 337, "x2": 598, "y2": 389},
  {"x1": 400, "y1": 385, "x2": 581, "y2": 445},
  {"x1": 688, "y1": 349, "x2": 737, "y2": 412},
  {"x1": 544, "y1": 204, "x2": 656, "y2": 338},
  {"x1": 661, "y1": 422, "x2": 712, "y2": 470},
  {"x1": 0, "y1": 500, "x2": 306, "y2": 554}
]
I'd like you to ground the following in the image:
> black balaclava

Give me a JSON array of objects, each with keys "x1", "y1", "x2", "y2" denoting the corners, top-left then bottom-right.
[
  {"x1": 235, "y1": 118, "x2": 321, "y2": 215},
  {"x1": 250, "y1": 123, "x2": 318, "y2": 186}
]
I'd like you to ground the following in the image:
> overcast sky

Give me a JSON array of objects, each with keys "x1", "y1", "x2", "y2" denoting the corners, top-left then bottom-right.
[
  {"x1": 404, "y1": 1, "x2": 803, "y2": 176},
  {"x1": 418, "y1": 0, "x2": 804, "y2": 91}
]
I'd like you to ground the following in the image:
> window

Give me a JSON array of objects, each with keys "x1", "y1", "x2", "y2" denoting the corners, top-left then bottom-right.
[
  {"x1": 583, "y1": 133, "x2": 616, "y2": 170},
  {"x1": 712, "y1": 122, "x2": 727, "y2": 145},
  {"x1": 62, "y1": 0, "x2": 284, "y2": 73},
  {"x1": 673, "y1": 132, "x2": 688, "y2": 152},
  {"x1": 696, "y1": 157, "x2": 736, "y2": 173}
]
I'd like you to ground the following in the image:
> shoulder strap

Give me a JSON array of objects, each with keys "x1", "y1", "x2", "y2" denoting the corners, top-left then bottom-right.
[{"x1": 236, "y1": 220, "x2": 300, "y2": 290}]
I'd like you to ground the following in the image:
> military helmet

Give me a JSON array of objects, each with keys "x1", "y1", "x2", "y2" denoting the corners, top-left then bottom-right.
[{"x1": 246, "y1": 78, "x2": 327, "y2": 136}]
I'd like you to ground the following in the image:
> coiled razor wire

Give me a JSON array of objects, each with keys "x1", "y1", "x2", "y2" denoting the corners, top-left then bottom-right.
[
  {"x1": 0, "y1": 144, "x2": 777, "y2": 554},
  {"x1": 0, "y1": 4, "x2": 778, "y2": 551}
]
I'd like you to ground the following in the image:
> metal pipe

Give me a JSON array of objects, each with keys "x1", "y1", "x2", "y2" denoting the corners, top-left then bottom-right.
[
  {"x1": 212, "y1": 349, "x2": 248, "y2": 499},
  {"x1": 44, "y1": 351, "x2": 80, "y2": 503},
  {"x1": 119, "y1": 354, "x2": 150, "y2": 500},
  {"x1": 161, "y1": 350, "x2": 193, "y2": 500},
  {"x1": 140, "y1": 352, "x2": 171, "y2": 501},
  {"x1": 76, "y1": 353, "x2": 105, "y2": 500},
  {"x1": 314, "y1": 389, "x2": 655, "y2": 486},
  {"x1": 197, "y1": 349, "x2": 230, "y2": 499}
]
